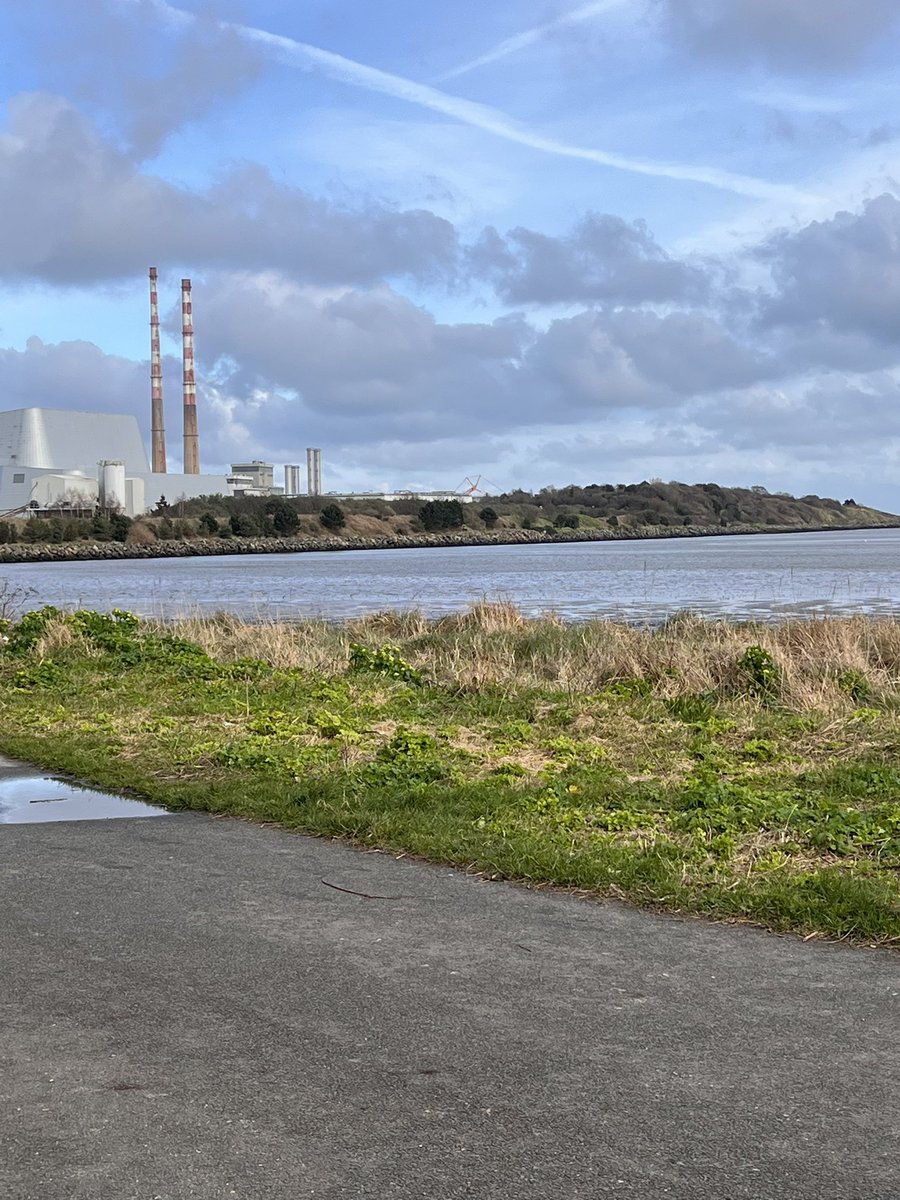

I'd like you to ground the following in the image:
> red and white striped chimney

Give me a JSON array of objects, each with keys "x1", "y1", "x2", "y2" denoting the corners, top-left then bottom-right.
[
  {"x1": 149, "y1": 267, "x2": 167, "y2": 473},
  {"x1": 181, "y1": 277, "x2": 200, "y2": 475}
]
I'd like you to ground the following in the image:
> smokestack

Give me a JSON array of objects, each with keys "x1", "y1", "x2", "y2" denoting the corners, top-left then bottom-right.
[
  {"x1": 306, "y1": 447, "x2": 322, "y2": 496},
  {"x1": 181, "y1": 277, "x2": 200, "y2": 474},
  {"x1": 149, "y1": 267, "x2": 167, "y2": 473}
]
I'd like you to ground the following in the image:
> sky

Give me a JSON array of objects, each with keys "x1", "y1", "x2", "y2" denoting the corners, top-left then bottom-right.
[{"x1": 1, "y1": 0, "x2": 900, "y2": 505}]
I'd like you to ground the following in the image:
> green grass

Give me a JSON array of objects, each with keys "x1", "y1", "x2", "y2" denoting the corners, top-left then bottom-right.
[{"x1": 1, "y1": 605, "x2": 898, "y2": 945}]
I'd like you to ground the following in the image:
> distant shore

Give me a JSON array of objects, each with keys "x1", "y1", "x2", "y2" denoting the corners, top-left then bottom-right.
[
  {"x1": 0, "y1": 520, "x2": 897, "y2": 566},
  {"x1": 0, "y1": 519, "x2": 897, "y2": 565}
]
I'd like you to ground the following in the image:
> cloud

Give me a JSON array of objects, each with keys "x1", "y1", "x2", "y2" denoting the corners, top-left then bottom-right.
[
  {"x1": 759, "y1": 193, "x2": 900, "y2": 343},
  {"x1": 694, "y1": 375, "x2": 900, "y2": 459},
  {"x1": 0, "y1": 93, "x2": 458, "y2": 285},
  {"x1": 20, "y1": 0, "x2": 266, "y2": 158},
  {"x1": 0, "y1": 336, "x2": 147, "y2": 417},
  {"x1": 126, "y1": 0, "x2": 811, "y2": 203},
  {"x1": 470, "y1": 213, "x2": 707, "y2": 305},
  {"x1": 660, "y1": 0, "x2": 900, "y2": 71},
  {"x1": 435, "y1": 0, "x2": 631, "y2": 81},
  {"x1": 121, "y1": 14, "x2": 266, "y2": 158},
  {"x1": 742, "y1": 87, "x2": 851, "y2": 116},
  {"x1": 603, "y1": 310, "x2": 770, "y2": 392},
  {"x1": 188, "y1": 271, "x2": 686, "y2": 454}
]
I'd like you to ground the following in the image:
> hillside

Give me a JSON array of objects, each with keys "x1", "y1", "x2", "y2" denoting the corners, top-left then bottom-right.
[
  {"x1": 3, "y1": 481, "x2": 897, "y2": 552},
  {"x1": 485, "y1": 481, "x2": 899, "y2": 533}
]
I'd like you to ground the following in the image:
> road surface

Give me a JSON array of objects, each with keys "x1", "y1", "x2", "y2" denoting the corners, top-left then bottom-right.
[{"x1": 1, "y1": 814, "x2": 897, "y2": 1199}]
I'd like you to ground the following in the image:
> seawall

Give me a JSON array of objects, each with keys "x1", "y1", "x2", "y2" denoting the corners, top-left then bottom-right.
[{"x1": 0, "y1": 521, "x2": 897, "y2": 565}]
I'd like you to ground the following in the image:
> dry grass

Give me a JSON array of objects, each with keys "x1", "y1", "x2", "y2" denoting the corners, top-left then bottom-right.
[
  {"x1": 4, "y1": 601, "x2": 899, "y2": 941},
  {"x1": 158, "y1": 603, "x2": 900, "y2": 713}
]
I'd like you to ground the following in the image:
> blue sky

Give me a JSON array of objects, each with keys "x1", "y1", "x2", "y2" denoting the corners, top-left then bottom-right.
[{"x1": 1, "y1": 0, "x2": 900, "y2": 504}]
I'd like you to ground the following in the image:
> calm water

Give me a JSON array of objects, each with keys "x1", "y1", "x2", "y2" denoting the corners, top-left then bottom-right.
[{"x1": 2, "y1": 529, "x2": 899, "y2": 623}]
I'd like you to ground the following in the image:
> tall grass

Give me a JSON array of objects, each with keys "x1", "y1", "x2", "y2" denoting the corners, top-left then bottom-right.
[{"x1": 160, "y1": 603, "x2": 900, "y2": 711}]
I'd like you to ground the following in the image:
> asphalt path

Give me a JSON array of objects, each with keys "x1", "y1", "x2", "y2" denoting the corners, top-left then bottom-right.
[{"x1": 1, "y1": 813, "x2": 898, "y2": 1199}]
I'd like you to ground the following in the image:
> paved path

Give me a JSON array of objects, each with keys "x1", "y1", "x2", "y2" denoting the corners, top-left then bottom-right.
[{"x1": 1, "y1": 814, "x2": 897, "y2": 1199}]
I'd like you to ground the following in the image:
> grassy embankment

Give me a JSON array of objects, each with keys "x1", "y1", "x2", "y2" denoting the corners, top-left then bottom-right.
[{"x1": 1, "y1": 603, "x2": 898, "y2": 944}]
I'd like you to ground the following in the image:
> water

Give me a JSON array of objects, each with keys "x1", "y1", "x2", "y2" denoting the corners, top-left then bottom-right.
[
  {"x1": 0, "y1": 757, "x2": 169, "y2": 823},
  {"x1": 2, "y1": 529, "x2": 899, "y2": 623}
]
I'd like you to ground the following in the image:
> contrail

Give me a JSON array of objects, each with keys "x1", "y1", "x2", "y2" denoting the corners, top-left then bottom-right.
[
  {"x1": 436, "y1": 0, "x2": 630, "y2": 82},
  {"x1": 123, "y1": 0, "x2": 814, "y2": 205}
]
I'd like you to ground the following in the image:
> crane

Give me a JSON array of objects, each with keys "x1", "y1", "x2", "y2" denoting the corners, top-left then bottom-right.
[{"x1": 454, "y1": 475, "x2": 500, "y2": 497}]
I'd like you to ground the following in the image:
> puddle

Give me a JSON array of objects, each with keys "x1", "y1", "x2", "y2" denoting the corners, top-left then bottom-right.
[{"x1": 0, "y1": 760, "x2": 170, "y2": 824}]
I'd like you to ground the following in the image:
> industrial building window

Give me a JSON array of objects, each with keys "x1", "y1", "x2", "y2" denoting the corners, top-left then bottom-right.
[{"x1": 12, "y1": 473, "x2": 24, "y2": 483}]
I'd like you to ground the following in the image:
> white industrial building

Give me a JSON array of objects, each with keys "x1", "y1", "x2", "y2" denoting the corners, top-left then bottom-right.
[{"x1": 0, "y1": 407, "x2": 231, "y2": 518}]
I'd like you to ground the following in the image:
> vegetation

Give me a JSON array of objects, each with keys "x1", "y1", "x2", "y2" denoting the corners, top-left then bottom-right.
[
  {"x1": 0, "y1": 481, "x2": 894, "y2": 549},
  {"x1": 1, "y1": 601, "x2": 898, "y2": 945},
  {"x1": 490, "y1": 481, "x2": 897, "y2": 532},
  {"x1": 1, "y1": 512, "x2": 133, "y2": 544},
  {"x1": 319, "y1": 503, "x2": 346, "y2": 531},
  {"x1": 419, "y1": 499, "x2": 465, "y2": 530}
]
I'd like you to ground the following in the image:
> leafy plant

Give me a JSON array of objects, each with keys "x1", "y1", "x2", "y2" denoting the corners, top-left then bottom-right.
[
  {"x1": 836, "y1": 669, "x2": 870, "y2": 703},
  {"x1": 737, "y1": 645, "x2": 781, "y2": 699},
  {"x1": 4, "y1": 606, "x2": 63, "y2": 654},
  {"x1": 348, "y1": 642, "x2": 423, "y2": 685}
]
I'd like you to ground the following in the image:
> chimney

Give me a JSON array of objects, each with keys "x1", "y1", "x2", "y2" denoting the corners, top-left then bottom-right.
[
  {"x1": 306, "y1": 447, "x2": 322, "y2": 496},
  {"x1": 181, "y1": 277, "x2": 200, "y2": 474},
  {"x1": 149, "y1": 267, "x2": 167, "y2": 473}
]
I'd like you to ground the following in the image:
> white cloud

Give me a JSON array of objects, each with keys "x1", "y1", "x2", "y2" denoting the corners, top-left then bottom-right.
[{"x1": 435, "y1": 0, "x2": 634, "y2": 81}]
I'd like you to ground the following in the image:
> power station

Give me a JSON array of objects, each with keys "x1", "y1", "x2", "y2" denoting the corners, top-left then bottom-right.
[
  {"x1": 0, "y1": 267, "x2": 469, "y2": 519},
  {"x1": 0, "y1": 269, "x2": 273, "y2": 517}
]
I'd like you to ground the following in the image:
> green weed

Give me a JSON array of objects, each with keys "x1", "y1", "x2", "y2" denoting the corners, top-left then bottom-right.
[{"x1": 0, "y1": 606, "x2": 897, "y2": 943}]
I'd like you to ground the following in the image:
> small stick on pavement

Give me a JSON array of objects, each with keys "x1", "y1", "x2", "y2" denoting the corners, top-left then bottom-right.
[{"x1": 321, "y1": 878, "x2": 421, "y2": 901}]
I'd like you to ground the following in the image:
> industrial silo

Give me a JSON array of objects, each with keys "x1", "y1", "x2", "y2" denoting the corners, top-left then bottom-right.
[
  {"x1": 98, "y1": 460, "x2": 127, "y2": 513},
  {"x1": 284, "y1": 464, "x2": 301, "y2": 497}
]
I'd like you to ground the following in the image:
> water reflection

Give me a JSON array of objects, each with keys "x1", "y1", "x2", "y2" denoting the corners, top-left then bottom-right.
[
  {"x1": 0, "y1": 759, "x2": 169, "y2": 823},
  {"x1": 2, "y1": 529, "x2": 899, "y2": 623}
]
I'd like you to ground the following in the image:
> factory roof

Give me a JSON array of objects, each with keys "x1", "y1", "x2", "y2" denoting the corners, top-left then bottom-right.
[{"x1": 0, "y1": 407, "x2": 151, "y2": 475}]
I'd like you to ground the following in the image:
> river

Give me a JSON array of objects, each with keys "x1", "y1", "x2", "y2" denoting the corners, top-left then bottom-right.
[{"x1": 1, "y1": 529, "x2": 899, "y2": 623}]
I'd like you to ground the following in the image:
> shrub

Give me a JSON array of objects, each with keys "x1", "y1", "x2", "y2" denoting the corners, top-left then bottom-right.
[
  {"x1": 269, "y1": 503, "x2": 300, "y2": 536},
  {"x1": 419, "y1": 500, "x2": 464, "y2": 531},
  {"x1": 320, "y1": 504, "x2": 346, "y2": 531},
  {"x1": 126, "y1": 522, "x2": 157, "y2": 547}
]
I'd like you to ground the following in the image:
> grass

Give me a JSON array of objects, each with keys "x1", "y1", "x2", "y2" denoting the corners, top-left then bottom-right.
[{"x1": 0, "y1": 602, "x2": 898, "y2": 945}]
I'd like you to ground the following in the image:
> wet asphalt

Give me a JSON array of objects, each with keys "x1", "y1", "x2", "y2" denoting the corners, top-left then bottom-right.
[{"x1": 1, "y1": 811, "x2": 898, "y2": 1200}]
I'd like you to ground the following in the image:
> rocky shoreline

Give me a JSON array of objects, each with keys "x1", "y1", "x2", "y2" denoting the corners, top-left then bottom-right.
[{"x1": 0, "y1": 520, "x2": 896, "y2": 565}]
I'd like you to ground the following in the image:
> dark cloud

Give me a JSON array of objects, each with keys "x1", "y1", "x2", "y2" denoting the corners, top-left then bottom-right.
[
  {"x1": 189, "y1": 272, "x2": 680, "y2": 455},
  {"x1": 0, "y1": 93, "x2": 458, "y2": 286},
  {"x1": 660, "y1": 0, "x2": 900, "y2": 71},
  {"x1": 470, "y1": 214, "x2": 706, "y2": 306},
  {"x1": 694, "y1": 375, "x2": 900, "y2": 458},
  {"x1": 604, "y1": 310, "x2": 771, "y2": 392},
  {"x1": 759, "y1": 193, "x2": 900, "y2": 344},
  {"x1": 0, "y1": 336, "x2": 146, "y2": 416}
]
